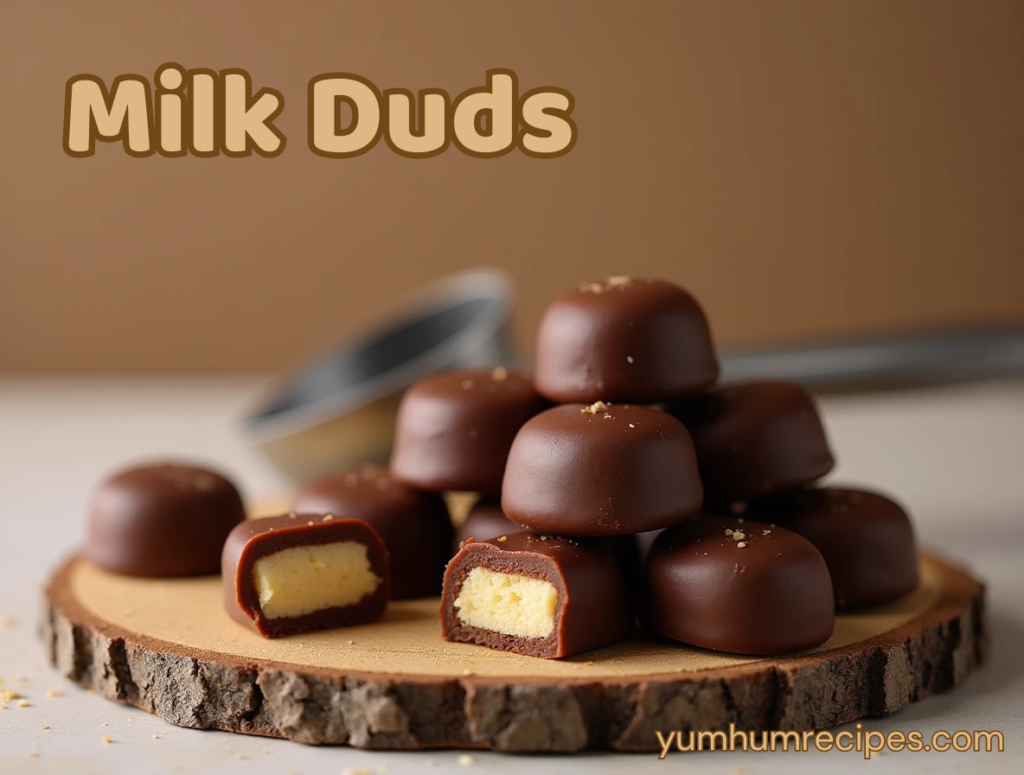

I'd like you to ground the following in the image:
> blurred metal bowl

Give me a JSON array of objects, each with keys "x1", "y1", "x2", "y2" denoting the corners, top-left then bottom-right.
[{"x1": 242, "y1": 268, "x2": 515, "y2": 483}]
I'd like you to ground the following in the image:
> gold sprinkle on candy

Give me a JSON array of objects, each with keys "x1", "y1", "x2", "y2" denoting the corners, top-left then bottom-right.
[{"x1": 491, "y1": 366, "x2": 508, "y2": 381}]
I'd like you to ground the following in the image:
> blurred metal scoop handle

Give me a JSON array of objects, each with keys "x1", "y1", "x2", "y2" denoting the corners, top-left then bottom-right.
[{"x1": 720, "y1": 326, "x2": 1024, "y2": 391}]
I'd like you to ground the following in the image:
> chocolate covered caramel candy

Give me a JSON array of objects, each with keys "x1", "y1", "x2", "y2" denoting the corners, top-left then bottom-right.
[
  {"x1": 502, "y1": 403, "x2": 703, "y2": 536},
  {"x1": 644, "y1": 515, "x2": 835, "y2": 654},
  {"x1": 534, "y1": 277, "x2": 719, "y2": 404},
  {"x1": 391, "y1": 367, "x2": 547, "y2": 494},
  {"x1": 293, "y1": 465, "x2": 453, "y2": 599},
  {"x1": 742, "y1": 487, "x2": 919, "y2": 608},
  {"x1": 222, "y1": 514, "x2": 389, "y2": 638},
  {"x1": 668, "y1": 380, "x2": 835, "y2": 504},
  {"x1": 453, "y1": 499, "x2": 643, "y2": 612},
  {"x1": 86, "y1": 462, "x2": 245, "y2": 577},
  {"x1": 441, "y1": 534, "x2": 631, "y2": 658}
]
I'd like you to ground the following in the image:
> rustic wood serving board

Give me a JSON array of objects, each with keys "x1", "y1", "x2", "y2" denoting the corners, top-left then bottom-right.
[{"x1": 42, "y1": 552, "x2": 985, "y2": 752}]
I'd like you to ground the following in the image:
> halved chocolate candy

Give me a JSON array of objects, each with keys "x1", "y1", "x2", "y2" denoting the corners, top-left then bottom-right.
[
  {"x1": 86, "y1": 462, "x2": 245, "y2": 577},
  {"x1": 534, "y1": 276, "x2": 719, "y2": 404},
  {"x1": 293, "y1": 465, "x2": 453, "y2": 599},
  {"x1": 741, "y1": 487, "x2": 919, "y2": 608},
  {"x1": 391, "y1": 367, "x2": 547, "y2": 494},
  {"x1": 668, "y1": 380, "x2": 834, "y2": 505},
  {"x1": 643, "y1": 515, "x2": 835, "y2": 654},
  {"x1": 222, "y1": 514, "x2": 389, "y2": 638},
  {"x1": 502, "y1": 403, "x2": 703, "y2": 536},
  {"x1": 441, "y1": 534, "x2": 631, "y2": 658}
]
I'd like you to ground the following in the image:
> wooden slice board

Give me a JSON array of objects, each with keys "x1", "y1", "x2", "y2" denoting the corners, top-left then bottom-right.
[{"x1": 42, "y1": 552, "x2": 986, "y2": 752}]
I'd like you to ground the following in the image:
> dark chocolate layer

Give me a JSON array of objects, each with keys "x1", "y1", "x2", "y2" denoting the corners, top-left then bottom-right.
[
  {"x1": 534, "y1": 277, "x2": 719, "y2": 404},
  {"x1": 221, "y1": 513, "x2": 389, "y2": 638},
  {"x1": 502, "y1": 403, "x2": 703, "y2": 536},
  {"x1": 738, "y1": 487, "x2": 919, "y2": 608},
  {"x1": 391, "y1": 367, "x2": 547, "y2": 494},
  {"x1": 293, "y1": 465, "x2": 453, "y2": 599},
  {"x1": 668, "y1": 380, "x2": 835, "y2": 504},
  {"x1": 441, "y1": 534, "x2": 631, "y2": 658},
  {"x1": 643, "y1": 514, "x2": 835, "y2": 654},
  {"x1": 85, "y1": 462, "x2": 245, "y2": 578}
]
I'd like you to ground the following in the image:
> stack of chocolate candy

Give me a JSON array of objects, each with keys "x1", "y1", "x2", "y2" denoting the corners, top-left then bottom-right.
[
  {"x1": 82, "y1": 275, "x2": 918, "y2": 653},
  {"x1": 432, "y1": 276, "x2": 919, "y2": 658}
]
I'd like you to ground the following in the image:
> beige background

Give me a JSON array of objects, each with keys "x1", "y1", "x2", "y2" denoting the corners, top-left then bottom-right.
[{"x1": 1, "y1": 0, "x2": 1022, "y2": 372}]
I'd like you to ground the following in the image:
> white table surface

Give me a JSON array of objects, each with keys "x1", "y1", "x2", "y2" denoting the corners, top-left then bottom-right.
[{"x1": 1, "y1": 375, "x2": 1021, "y2": 774}]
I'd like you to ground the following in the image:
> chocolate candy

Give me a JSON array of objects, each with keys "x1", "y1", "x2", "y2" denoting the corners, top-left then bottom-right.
[
  {"x1": 502, "y1": 403, "x2": 703, "y2": 536},
  {"x1": 453, "y1": 497, "x2": 526, "y2": 552},
  {"x1": 391, "y1": 367, "x2": 546, "y2": 494},
  {"x1": 441, "y1": 534, "x2": 631, "y2": 658},
  {"x1": 221, "y1": 513, "x2": 389, "y2": 638},
  {"x1": 85, "y1": 462, "x2": 245, "y2": 577},
  {"x1": 644, "y1": 515, "x2": 834, "y2": 654},
  {"x1": 740, "y1": 487, "x2": 919, "y2": 608},
  {"x1": 668, "y1": 380, "x2": 834, "y2": 505},
  {"x1": 534, "y1": 277, "x2": 719, "y2": 404},
  {"x1": 453, "y1": 500, "x2": 642, "y2": 616},
  {"x1": 292, "y1": 465, "x2": 453, "y2": 599}
]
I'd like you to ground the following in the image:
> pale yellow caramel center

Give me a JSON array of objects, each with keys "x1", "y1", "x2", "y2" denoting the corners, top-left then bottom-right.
[
  {"x1": 253, "y1": 542, "x2": 381, "y2": 620},
  {"x1": 454, "y1": 567, "x2": 557, "y2": 638}
]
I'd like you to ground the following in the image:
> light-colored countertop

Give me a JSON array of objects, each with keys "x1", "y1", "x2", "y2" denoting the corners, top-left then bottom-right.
[{"x1": 1, "y1": 376, "x2": 1021, "y2": 774}]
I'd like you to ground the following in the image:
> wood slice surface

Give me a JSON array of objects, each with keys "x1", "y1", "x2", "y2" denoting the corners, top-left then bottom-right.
[{"x1": 42, "y1": 552, "x2": 986, "y2": 752}]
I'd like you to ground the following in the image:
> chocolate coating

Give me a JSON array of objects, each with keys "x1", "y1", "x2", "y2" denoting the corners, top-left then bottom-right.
[
  {"x1": 502, "y1": 403, "x2": 703, "y2": 536},
  {"x1": 441, "y1": 534, "x2": 631, "y2": 658},
  {"x1": 221, "y1": 513, "x2": 389, "y2": 638},
  {"x1": 391, "y1": 368, "x2": 546, "y2": 494},
  {"x1": 292, "y1": 465, "x2": 453, "y2": 599},
  {"x1": 740, "y1": 487, "x2": 919, "y2": 608},
  {"x1": 534, "y1": 277, "x2": 719, "y2": 404},
  {"x1": 644, "y1": 515, "x2": 835, "y2": 654},
  {"x1": 668, "y1": 380, "x2": 835, "y2": 504},
  {"x1": 453, "y1": 497, "x2": 527, "y2": 552},
  {"x1": 86, "y1": 462, "x2": 245, "y2": 577}
]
